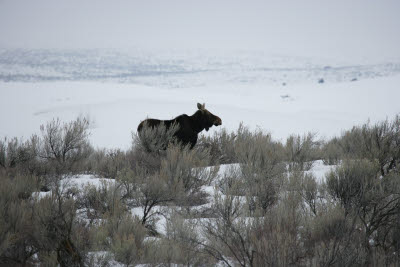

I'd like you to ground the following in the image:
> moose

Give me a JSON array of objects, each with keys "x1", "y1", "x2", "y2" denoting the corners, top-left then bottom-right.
[{"x1": 137, "y1": 103, "x2": 222, "y2": 149}]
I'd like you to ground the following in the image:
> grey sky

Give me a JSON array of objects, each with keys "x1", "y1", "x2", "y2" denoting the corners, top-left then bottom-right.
[{"x1": 0, "y1": 0, "x2": 399, "y2": 60}]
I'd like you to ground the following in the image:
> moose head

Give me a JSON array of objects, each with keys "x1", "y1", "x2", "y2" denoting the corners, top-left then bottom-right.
[{"x1": 195, "y1": 103, "x2": 222, "y2": 131}]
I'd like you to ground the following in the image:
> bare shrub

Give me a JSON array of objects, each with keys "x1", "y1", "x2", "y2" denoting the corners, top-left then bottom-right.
[
  {"x1": 34, "y1": 186, "x2": 87, "y2": 267},
  {"x1": 153, "y1": 211, "x2": 214, "y2": 266},
  {"x1": 87, "y1": 183, "x2": 127, "y2": 253},
  {"x1": 252, "y1": 191, "x2": 306, "y2": 266},
  {"x1": 326, "y1": 159, "x2": 400, "y2": 264},
  {"x1": 285, "y1": 132, "x2": 320, "y2": 171},
  {"x1": 302, "y1": 173, "x2": 321, "y2": 215},
  {"x1": 326, "y1": 159, "x2": 380, "y2": 214},
  {"x1": 134, "y1": 121, "x2": 179, "y2": 153},
  {"x1": 39, "y1": 117, "x2": 92, "y2": 175},
  {"x1": 217, "y1": 164, "x2": 246, "y2": 196},
  {"x1": 339, "y1": 116, "x2": 400, "y2": 176},
  {"x1": 117, "y1": 126, "x2": 218, "y2": 232},
  {"x1": 235, "y1": 128, "x2": 285, "y2": 214},
  {"x1": 0, "y1": 117, "x2": 93, "y2": 191},
  {"x1": 110, "y1": 214, "x2": 147, "y2": 267},
  {"x1": 200, "y1": 192, "x2": 257, "y2": 267},
  {"x1": 89, "y1": 148, "x2": 129, "y2": 179},
  {"x1": 373, "y1": 172, "x2": 400, "y2": 263},
  {"x1": 321, "y1": 137, "x2": 343, "y2": 165},
  {"x1": 86, "y1": 252, "x2": 113, "y2": 267},
  {"x1": 115, "y1": 165, "x2": 174, "y2": 235},
  {"x1": 160, "y1": 144, "x2": 218, "y2": 205},
  {"x1": 198, "y1": 123, "x2": 286, "y2": 166},
  {"x1": 196, "y1": 189, "x2": 306, "y2": 267},
  {"x1": 305, "y1": 205, "x2": 366, "y2": 266},
  {"x1": 116, "y1": 144, "x2": 217, "y2": 233},
  {"x1": 0, "y1": 140, "x2": 5, "y2": 170},
  {"x1": 197, "y1": 127, "x2": 238, "y2": 164},
  {"x1": 0, "y1": 136, "x2": 42, "y2": 178},
  {"x1": 129, "y1": 123, "x2": 178, "y2": 175},
  {"x1": 88, "y1": 193, "x2": 149, "y2": 266},
  {"x1": 129, "y1": 169, "x2": 174, "y2": 234},
  {"x1": 287, "y1": 170, "x2": 320, "y2": 216},
  {"x1": 0, "y1": 174, "x2": 39, "y2": 266},
  {"x1": 0, "y1": 173, "x2": 97, "y2": 267},
  {"x1": 77, "y1": 180, "x2": 120, "y2": 223},
  {"x1": 0, "y1": 137, "x2": 30, "y2": 169}
]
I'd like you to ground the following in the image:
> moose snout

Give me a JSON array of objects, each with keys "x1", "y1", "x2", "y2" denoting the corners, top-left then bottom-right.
[{"x1": 214, "y1": 117, "x2": 222, "y2": 126}]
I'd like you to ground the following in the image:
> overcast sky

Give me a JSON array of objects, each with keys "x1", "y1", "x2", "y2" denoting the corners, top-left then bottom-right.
[{"x1": 0, "y1": 0, "x2": 399, "y2": 60}]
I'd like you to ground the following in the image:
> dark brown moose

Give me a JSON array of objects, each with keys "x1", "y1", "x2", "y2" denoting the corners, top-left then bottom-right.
[{"x1": 137, "y1": 103, "x2": 222, "y2": 149}]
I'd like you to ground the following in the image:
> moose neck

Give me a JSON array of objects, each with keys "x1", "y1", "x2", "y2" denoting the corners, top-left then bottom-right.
[{"x1": 190, "y1": 111, "x2": 206, "y2": 133}]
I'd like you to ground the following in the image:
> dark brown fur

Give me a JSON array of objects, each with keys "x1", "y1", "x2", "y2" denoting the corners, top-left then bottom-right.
[{"x1": 137, "y1": 103, "x2": 222, "y2": 149}]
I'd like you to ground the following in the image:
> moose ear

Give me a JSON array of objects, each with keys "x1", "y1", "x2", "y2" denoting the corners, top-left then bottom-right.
[{"x1": 197, "y1": 103, "x2": 205, "y2": 110}]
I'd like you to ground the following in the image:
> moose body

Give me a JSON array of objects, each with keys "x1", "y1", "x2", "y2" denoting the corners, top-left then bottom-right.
[{"x1": 137, "y1": 103, "x2": 222, "y2": 149}]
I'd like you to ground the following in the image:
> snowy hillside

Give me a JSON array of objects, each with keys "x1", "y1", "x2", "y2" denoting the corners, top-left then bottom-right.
[{"x1": 1, "y1": 49, "x2": 400, "y2": 86}]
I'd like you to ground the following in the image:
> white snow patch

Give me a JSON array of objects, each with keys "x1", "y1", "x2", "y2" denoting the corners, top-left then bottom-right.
[
  {"x1": 87, "y1": 251, "x2": 124, "y2": 267},
  {"x1": 305, "y1": 160, "x2": 336, "y2": 183},
  {"x1": 31, "y1": 191, "x2": 52, "y2": 200},
  {"x1": 61, "y1": 174, "x2": 115, "y2": 189}
]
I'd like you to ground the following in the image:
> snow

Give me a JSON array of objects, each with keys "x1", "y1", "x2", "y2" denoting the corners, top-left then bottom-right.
[
  {"x1": 305, "y1": 160, "x2": 336, "y2": 183},
  {"x1": 87, "y1": 251, "x2": 124, "y2": 267},
  {"x1": 61, "y1": 174, "x2": 115, "y2": 189},
  {"x1": 31, "y1": 174, "x2": 115, "y2": 199},
  {"x1": 31, "y1": 191, "x2": 52, "y2": 200},
  {"x1": 1, "y1": 49, "x2": 399, "y2": 150}
]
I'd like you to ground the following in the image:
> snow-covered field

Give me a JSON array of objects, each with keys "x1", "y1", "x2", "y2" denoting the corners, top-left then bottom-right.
[{"x1": 1, "y1": 49, "x2": 399, "y2": 149}]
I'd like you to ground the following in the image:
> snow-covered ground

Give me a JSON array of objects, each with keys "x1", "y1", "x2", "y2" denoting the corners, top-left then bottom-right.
[
  {"x1": 305, "y1": 160, "x2": 336, "y2": 183},
  {"x1": 1, "y1": 49, "x2": 399, "y2": 149},
  {"x1": 34, "y1": 160, "x2": 335, "y2": 239}
]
